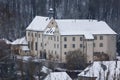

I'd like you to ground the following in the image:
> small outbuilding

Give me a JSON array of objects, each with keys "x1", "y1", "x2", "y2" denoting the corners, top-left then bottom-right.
[{"x1": 11, "y1": 37, "x2": 29, "y2": 55}]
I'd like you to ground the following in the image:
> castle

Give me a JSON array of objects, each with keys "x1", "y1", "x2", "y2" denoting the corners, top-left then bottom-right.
[{"x1": 26, "y1": 15, "x2": 116, "y2": 63}]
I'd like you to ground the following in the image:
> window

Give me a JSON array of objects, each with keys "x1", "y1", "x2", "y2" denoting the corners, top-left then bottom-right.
[
  {"x1": 57, "y1": 44, "x2": 59, "y2": 48},
  {"x1": 93, "y1": 43, "x2": 95, "y2": 47},
  {"x1": 80, "y1": 37, "x2": 83, "y2": 41},
  {"x1": 64, "y1": 37, "x2": 67, "y2": 41},
  {"x1": 64, "y1": 52, "x2": 67, "y2": 55},
  {"x1": 80, "y1": 44, "x2": 83, "y2": 48},
  {"x1": 94, "y1": 36, "x2": 97, "y2": 40},
  {"x1": 72, "y1": 44, "x2": 75, "y2": 48},
  {"x1": 72, "y1": 37, "x2": 75, "y2": 41},
  {"x1": 54, "y1": 44, "x2": 56, "y2": 48},
  {"x1": 45, "y1": 43, "x2": 46, "y2": 46},
  {"x1": 35, "y1": 33, "x2": 37, "y2": 37},
  {"x1": 31, "y1": 41, "x2": 33, "y2": 50},
  {"x1": 41, "y1": 43, "x2": 42, "y2": 47},
  {"x1": 39, "y1": 34, "x2": 40, "y2": 38},
  {"x1": 99, "y1": 43, "x2": 103, "y2": 47},
  {"x1": 64, "y1": 44, "x2": 67, "y2": 48},
  {"x1": 51, "y1": 50, "x2": 53, "y2": 54},
  {"x1": 28, "y1": 32, "x2": 30, "y2": 36},
  {"x1": 100, "y1": 36, "x2": 103, "y2": 40},
  {"x1": 55, "y1": 51, "x2": 57, "y2": 54},
  {"x1": 48, "y1": 36, "x2": 50, "y2": 40},
  {"x1": 31, "y1": 33, "x2": 33, "y2": 37},
  {"x1": 35, "y1": 42, "x2": 37, "y2": 50},
  {"x1": 57, "y1": 36, "x2": 59, "y2": 41},
  {"x1": 51, "y1": 36, "x2": 52, "y2": 40},
  {"x1": 40, "y1": 51, "x2": 42, "y2": 58},
  {"x1": 54, "y1": 36, "x2": 56, "y2": 41},
  {"x1": 28, "y1": 41, "x2": 30, "y2": 48}
]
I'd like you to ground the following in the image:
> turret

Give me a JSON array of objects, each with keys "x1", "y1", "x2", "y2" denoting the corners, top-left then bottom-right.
[{"x1": 48, "y1": 8, "x2": 54, "y2": 19}]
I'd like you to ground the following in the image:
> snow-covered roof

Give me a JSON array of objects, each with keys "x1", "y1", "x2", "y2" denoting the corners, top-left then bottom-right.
[
  {"x1": 55, "y1": 19, "x2": 116, "y2": 35},
  {"x1": 78, "y1": 61, "x2": 120, "y2": 80},
  {"x1": 2, "y1": 38, "x2": 12, "y2": 44},
  {"x1": 84, "y1": 33, "x2": 94, "y2": 39},
  {"x1": 26, "y1": 16, "x2": 51, "y2": 31},
  {"x1": 44, "y1": 72, "x2": 72, "y2": 80},
  {"x1": 12, "y1": 37, "x2": 28, "y2": 45}
]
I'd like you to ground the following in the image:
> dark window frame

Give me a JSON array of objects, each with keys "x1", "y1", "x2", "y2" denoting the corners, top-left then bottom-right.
[
  {"x1": 64, "y1": 37, "x2": 67, "y2": 41},
  {"x1": 72, "y1": 44, "x2": 75, "y2": 48},
  {"x1": 100, "y1": 36, "x2": 103, "y2": 40},
  {"x1": 99, "y1": 43, "x2": 103, "y2": 47},
  {"x1": 72, "y1": 37, "x2": 75, "y2": 41},
  {"x1": 64, "y1": 44, "x2": 67, "y2": 48}
]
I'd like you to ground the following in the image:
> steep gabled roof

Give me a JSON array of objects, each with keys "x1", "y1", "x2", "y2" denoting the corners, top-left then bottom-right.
[
  {"x1": 26, "y1": 16, "x2": 51, "y2": 31},
  {"x1": 55, "y1": 19, "x2": 116, "y2": 35}
]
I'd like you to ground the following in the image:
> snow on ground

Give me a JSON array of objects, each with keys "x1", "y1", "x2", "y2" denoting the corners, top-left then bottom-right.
[
  {"x1": 78, "y1": 61, "x2": 120, "y2": 80},
  {"x1": 44, "y1": 72, "x2": 72, "y2": 80}
]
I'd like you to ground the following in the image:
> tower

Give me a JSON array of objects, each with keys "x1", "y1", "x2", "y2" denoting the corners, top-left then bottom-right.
[
  {"x1": 48, "y1": 0, "x2": 56, "y2": 19},
  {"x1": 48, "y1": 7, "x2": 54, "y2": 19}
]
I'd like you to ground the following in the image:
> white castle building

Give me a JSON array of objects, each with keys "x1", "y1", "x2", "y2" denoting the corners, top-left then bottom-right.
[{"x1": 26, "y1": 16, "x2": 116, "y2": 63}]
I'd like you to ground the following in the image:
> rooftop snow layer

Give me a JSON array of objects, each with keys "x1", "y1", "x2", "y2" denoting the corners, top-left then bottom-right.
[
  {"x1": 2, "y1": 38, "x2": 11, "y2": 44},
  {"x1": 44, "y1": 72, "x2": 72, "y2": 80},
  {"x1": 12, "y1": 37, "x2": 28, "y2": 45},
  {"x1": 56, "y1": 19, "x2": 116, "y2": 35},
  {"x1": 78, "y1": 61, "x2": 120, "y2": 80},
  {"x1": 26, "y1": 16, "x2": 51, "y2": 31}
]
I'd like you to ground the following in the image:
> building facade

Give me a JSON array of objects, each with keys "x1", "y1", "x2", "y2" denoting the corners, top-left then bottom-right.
[{"x1": 26, "y1": 16, "x2": 116, "y2": 63}]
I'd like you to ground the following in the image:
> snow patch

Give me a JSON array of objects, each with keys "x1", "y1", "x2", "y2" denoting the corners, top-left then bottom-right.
[
  {"x1": 78, "y1": 61, "x2": 120, "y2": 80},
  {"x1": 44, "y1": 72, "x2": 72, "y2": 80}
]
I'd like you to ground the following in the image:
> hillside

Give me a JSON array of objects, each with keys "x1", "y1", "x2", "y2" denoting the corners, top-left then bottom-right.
[{"x1": 0, "y1": 0, "x2": 120, "y2": 41}]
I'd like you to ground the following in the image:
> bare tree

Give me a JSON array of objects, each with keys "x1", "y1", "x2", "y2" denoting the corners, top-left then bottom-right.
[{"x1": 66, "y1": 49, "x2": 87, "y2": 70}]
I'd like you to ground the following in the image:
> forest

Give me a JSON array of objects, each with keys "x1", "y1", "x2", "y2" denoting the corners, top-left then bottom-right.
[{"x1": 0, "y1": 0, "x2": 120, "y2": 53}]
